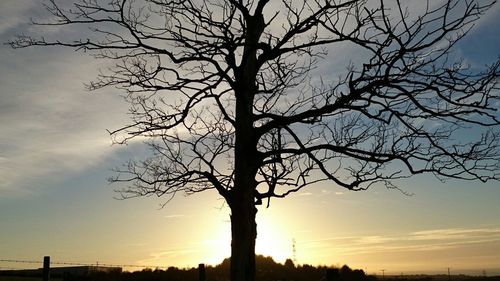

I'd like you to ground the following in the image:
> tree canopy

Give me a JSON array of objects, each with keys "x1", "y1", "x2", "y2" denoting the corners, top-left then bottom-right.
[{"x1": 10, "y1": 0, "x2": 500, "y2": 280}]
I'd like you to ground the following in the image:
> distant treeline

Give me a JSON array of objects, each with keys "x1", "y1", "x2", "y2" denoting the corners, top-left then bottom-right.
[
  {"x1": 3, "y1": 256, "x2": 499, "y2": 281},
  {"x1": 384, "y1": 276, "x2": 500, "y2": 281},
  {"x1": 62, "y1": 255, "x2": 375, "y2": 281}
]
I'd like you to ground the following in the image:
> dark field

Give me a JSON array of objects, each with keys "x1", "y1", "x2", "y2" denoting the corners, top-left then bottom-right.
[{"x1": 0, "y1": 277, "x2": 62, "y2": 281}]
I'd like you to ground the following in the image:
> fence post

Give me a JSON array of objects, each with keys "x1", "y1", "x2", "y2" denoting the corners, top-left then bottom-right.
[
  {"x1": 42, "y1": 256, "x2": 50, "y2": 281},
  {"x1": 198, "y1": 263, "x2": 206, "y2": 281}
]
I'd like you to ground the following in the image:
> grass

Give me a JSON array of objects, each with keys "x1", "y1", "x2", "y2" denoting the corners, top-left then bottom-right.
[{"x1": 0, "y1": 277, "x2": 62, "y2": 281}]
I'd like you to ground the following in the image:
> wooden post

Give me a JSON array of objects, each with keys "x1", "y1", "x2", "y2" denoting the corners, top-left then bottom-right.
[
  {"x1": 42, "y1": 256, "x2": 50, "y2": 281},
  {"x1": 198, "y1": 263, "x2": 206, "y2": 281}
]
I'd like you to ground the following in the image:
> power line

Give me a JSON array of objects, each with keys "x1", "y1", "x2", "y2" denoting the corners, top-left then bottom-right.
[{"x1": 51, "y1": 261, "x2": 171, "y2": 269}]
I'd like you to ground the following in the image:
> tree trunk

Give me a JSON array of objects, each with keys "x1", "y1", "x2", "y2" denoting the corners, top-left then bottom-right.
[
  {"x1": 230, "y1": 74, "x2": 259, "y2": 281},
  {"x1": 229, "y1": 13, "x2": 265, "y2": 281},
  {"x1": 230, "y1": 191, "x2": 257, "y2": 281},
  {"x1": 230, "y1": 92, "x2": 258, "y2": 281}
]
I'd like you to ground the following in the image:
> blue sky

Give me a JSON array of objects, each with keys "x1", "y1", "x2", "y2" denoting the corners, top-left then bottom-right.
[{"x1": 0, "y1": 0, "x2": 499, "y2": 275}]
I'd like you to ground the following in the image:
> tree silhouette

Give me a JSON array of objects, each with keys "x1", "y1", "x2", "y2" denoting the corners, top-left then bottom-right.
[{"x1": 10, "y1": 0, "x2": 500, "y2": 280}]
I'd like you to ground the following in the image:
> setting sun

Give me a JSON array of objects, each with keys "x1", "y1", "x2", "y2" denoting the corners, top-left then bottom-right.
[{"x1": 255, "y1": 212, "x2": 293, "y2": 263}]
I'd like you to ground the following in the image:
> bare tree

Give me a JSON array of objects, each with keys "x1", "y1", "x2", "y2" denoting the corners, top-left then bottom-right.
[{"x1": 10, "y1": 0, "x2": 500, "y2": 280}]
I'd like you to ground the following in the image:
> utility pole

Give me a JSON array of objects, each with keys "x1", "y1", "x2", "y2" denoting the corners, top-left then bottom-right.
[
  {"x1": 447, "y1": 267, "x2": 451, "y2": 281},
  {"x1": 292, "y1": 239, "x2": 297, "y2": 264},
  {"x1": 381, "y1": 269, "x2": 386, "y2": 280}
]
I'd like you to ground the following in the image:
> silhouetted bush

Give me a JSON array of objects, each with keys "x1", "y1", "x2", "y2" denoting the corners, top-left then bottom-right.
[{"x1": 57, "y1": 255, "x2": 373, "y2": 281}]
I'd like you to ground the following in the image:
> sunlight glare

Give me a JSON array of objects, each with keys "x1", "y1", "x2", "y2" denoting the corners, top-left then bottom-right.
[
  {"x1": 256, "y1": 212, "x2": 293, "y2": 263},
  {"x1": 201, "y1": 210, "x2": 294, "y2": 265}
]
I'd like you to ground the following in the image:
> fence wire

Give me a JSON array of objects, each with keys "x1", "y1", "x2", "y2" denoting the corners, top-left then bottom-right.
[{"x1": 0, "y1": 259, "x2": 172, "y2": 270}]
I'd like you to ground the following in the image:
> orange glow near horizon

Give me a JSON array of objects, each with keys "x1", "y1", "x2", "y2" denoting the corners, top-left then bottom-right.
[
  {"x1": 255, "y1": 212, "x2": 294, "y2": 263},
  {"x1": 195, "y1": 207, "x2": 296, "y2": 266}
]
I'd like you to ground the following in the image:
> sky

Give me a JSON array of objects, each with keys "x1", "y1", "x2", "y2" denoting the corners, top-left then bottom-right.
[{"x1": 1, "y1": 0, "x2": 500, "y2": 276}]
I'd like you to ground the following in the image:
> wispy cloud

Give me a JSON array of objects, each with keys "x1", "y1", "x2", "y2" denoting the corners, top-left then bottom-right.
[
  {"x1": 0, "y1": 0, "x2": 37, "y2": 35},
  {"x1": 136, "y1": 247, "x2": 199, "y2": 267},
  {"x1": 0, "y1": 46, "x2": 128, "y2": 196},
  {"x1": 164, "y1": 214, "x2": 187, "y2": 219},
  {"x1": 411, "y1": 227, "x2": 500, "y2": 241},
  {"x1": 299, "y1": 226, "x2": 500, "y2": 257},
  {"x1": 297, "y1": 192, "x2": 313, "y2": 196},
  {"x1": 0, "y1": 1, "x2": 132, "y2": 196}
]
